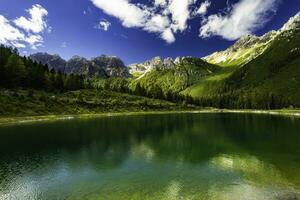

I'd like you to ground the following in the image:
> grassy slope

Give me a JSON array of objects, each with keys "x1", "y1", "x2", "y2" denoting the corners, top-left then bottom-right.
[
  {"x1": 224, "y1": 28, "x2": 300, "y2": 106},
  {"x1": 183, "y1": 26, "x2": 300, "y2": 107},
  {"x1": 130, "y1": 58, "x2": 221, "y2": 95},
  {"x1": 0, "y1": 89, "x2": 193, "y2": 117},
  {"x1": 209, "y1": 44, "x2": 270, "y2": 67},
  {"x1": 181, "y1": 66, "x2": 238, "y2": 98}
]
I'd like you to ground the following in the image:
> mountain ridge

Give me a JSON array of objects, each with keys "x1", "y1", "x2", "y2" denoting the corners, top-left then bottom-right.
[
  {"x1": 29, "y1": 53, "x2": 130, "y2": 78},
  {"x1": 22, "y1": 11, "x2": 300, "y2": 108},
  {"x1": 204, "y1": 11, "x2": 300, "y2": 67}
]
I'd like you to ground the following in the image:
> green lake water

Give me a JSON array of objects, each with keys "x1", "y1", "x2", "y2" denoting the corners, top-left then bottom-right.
[{"x1": 0, "y1": 113, "x2": 300, "y2": 200}]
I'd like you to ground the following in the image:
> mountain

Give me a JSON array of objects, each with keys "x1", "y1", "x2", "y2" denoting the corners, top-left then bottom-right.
[
  {"x1": 129, "y1": 57, "x2": 221, "y2": 98},
  {"x1": 182, "y1": 11, "x2": 300, "y2": 108},
  {"x1": 29, "y1": 53, "x2": 130, "y2": 78},
  {"x1": 204, "y1": 12, "x2": 300, "y2": 67},
  {"x1": 128, "y1": 57, "x2": 176, "y2": 77},
  {"x1": 204, "y1": 32, "x2": 278, "y2": 67},
  {"x1": 29, "y1": 53, "x2": 66, "y2": 72},
  {"x1": 91, "y1": 56, "x2": 130, "y2": 77},
  {"x1": 17, "y1": 12, "x2": 300, "y2": 109},
  {"x1": 223, "y1": 11, "x2": 300, "y2": 106},
  {"x1": 93, "y1": 11, "x2": 300, "y2": 108}
]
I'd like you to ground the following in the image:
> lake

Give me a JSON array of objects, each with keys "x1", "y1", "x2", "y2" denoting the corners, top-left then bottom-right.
[{"x1": 0, "y1": 113, "x2": 300, "y2": 200}]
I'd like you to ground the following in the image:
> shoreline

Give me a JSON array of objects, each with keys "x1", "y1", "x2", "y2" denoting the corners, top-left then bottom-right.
[{"x1": 0, "y1": 109, "x2": 299, "y2": 126}]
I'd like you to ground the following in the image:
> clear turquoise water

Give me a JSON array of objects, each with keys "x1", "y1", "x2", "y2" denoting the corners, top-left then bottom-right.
[{"x1": 0, "y1": 113, "x2": 300, "y2": 200}]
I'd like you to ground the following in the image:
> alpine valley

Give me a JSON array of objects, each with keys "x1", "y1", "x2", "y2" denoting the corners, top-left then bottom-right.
[{"x1": 0, "y1": 12, "x2": 300, "y2": 117}]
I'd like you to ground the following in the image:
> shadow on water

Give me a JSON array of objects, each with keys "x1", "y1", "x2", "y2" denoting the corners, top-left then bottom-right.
[{"x1": 0, "y1": 113, "x2": 300, "y2": 199}]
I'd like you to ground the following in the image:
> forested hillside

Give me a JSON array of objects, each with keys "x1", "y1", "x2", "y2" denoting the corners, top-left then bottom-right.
[
  {"x1": 1, "y1": 12, "x2": 300, "y2": 114},
  {"x1": 180, "y1": 12, "x2": 300, "y2": 109},
  {"x1": 0, "y1": 45, "x2": 191, "y2": 116},
  {"x1": 0, "y1": 45, "x2": 85, "y2": 91}
]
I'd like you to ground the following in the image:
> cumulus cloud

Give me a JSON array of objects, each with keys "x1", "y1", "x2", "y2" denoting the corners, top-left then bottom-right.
[
  {"x1": 161, "y1": 28, "x2": 176, "y2": 43},
  {"x1": 199, "y1": 0, "x2": 278, "y2": 40},
  {"x1": 91, "y1": 0, "x2": 279, "y2": 43},
  {"x1": 25, "y1": 34, "x2": 43, "y2": 49},
  {"x1": 168, "y1": 0, "x2": 196, "y2": 32},
  {"x1": 0, "y1": 4, "x2": 48, "y2": 49},
  {"x1": 0, "y1": 15, "x2": 26, "y2": 48},
  {"x1": 154, "y1": 0, "x2": 167, "y2": 7},
  {"x1": 90, "y1": 0, "x2": 196, "y2": 43},
  {"x1": 144, "y1": 14, "x2": 170, "y2": 33},
  {"x1": 95, "y1": 19, "x2": 111, "y2": 31},
  {"x1": 90, "y1": 0, "x2": 149, "y2": 28},
  {"x1": 196, "y1": 0, "x2": 211, "y2": 15},
  {"x1": 14, "y1": 4, "x2": 48, "y2": 33}
]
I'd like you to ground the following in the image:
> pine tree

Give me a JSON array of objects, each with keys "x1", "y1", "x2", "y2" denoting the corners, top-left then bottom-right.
[
  {"x1": 54, "y1": 72, "x2": 65, "y2": 90},
  {"x1": 4, "y1": 54, "x2": 26, "y2": 88}
]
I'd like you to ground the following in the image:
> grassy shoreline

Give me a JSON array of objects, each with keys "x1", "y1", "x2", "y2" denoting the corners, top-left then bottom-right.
[{"x1": 0, "y1": 109, "x2": 299, "y2": 126}]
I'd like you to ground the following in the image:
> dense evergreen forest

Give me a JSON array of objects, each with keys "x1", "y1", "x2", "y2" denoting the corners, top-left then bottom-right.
[{"x1": 0, "y1": 45, "x2": 85, "y2": 91}]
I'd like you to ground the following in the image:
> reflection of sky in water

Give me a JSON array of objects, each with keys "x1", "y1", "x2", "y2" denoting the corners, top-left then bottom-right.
[
  {"x1": 1, "y1": 145, "x2": 299, "y2": 200},
  {"x1": 0, "y1": 113, "x2": 300, "y2": 199}
]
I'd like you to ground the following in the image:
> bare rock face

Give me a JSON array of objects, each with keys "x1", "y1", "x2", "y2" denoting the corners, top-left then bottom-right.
[
  {"x1": 128, "y1": 56, "x2": 217, "y2": 78},
  {"x1": 29, "y1": 53, "x2": 66, "y2": 72},
  {"x1": 204, "y1": 11, "x2": 300, "y2": 66},
  {"x1": 281, "y1": 12, "x2": 300, "y2": 32},
  {"x1": 65, "y1": 56, "x2": 89, "y2": 75},
  {"x1": 91, "y1": 56, "x2": 130, "y2": 77},
  {"x1": 129, "y1": 56, "x2": 177, "y2": 76},
  {"x1": 29, "y1": 53, "x2": 130, "y2": 78}
]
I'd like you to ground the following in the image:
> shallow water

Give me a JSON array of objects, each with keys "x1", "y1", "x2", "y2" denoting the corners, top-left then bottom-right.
[{"x1": 0, "y1": 113, "x2": 300, "y2": 200}]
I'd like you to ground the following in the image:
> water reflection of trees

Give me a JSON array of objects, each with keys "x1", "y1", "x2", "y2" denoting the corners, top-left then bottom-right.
[{"x1": 0, "y1": 114, "x2": 300, "y2": 184}]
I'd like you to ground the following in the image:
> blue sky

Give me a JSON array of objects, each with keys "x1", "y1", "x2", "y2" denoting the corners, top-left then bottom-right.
[{"x1": 0, "y1": 0, "x2": 299, "y2": 64}]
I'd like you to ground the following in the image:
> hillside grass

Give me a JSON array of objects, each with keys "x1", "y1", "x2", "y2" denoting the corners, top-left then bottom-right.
[
  {"x1": 0, "y1": 89, "x2": 194, "y2": 117},
  {"x1": 130, "y1": 58, "x2": 221, "y2": 95},
  {"x1": 182, "y1": 66, "x2": 238, "y2": 98}
]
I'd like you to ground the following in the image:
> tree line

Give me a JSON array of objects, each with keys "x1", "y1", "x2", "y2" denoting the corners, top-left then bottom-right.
[
  {"x1": 1, "y1": 45, "x2": 294, "y2": 110},
  {"x1": 91, "y1": 76, "x2": 293, "y2": 109},
  {"x1": 0, "y1": 45, "x2": 85, "y2": 91}
]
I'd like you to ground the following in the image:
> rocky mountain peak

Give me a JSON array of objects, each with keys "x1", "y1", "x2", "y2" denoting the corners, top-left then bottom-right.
[
  {"x1": 30, "y1": 52, "x2": 66, "y2": 72},
  {"x1": 281, "y1": 12, "x2": 300, "y2": 32},
  {"x1": 204, "y1": 12, "x2": 300, "y2": 66},
  {"x1": 70, "y1": 55, "x2": 87, "y2": 60},
  {"x1": 163, "y1": 57, "x2": 175, "y2": 67},
  {"x1": 91, "y1": 55, "x2": 126, "y2": 69},
  {"x1": 230, "y1": 35, "x2": 260, "y2": 51},
  {"x1": 259, "y1": 30, "x2": 278, "y2": 43},
  {"x1": 29, "y1": 53, "x2": 130, "y2": 78},
  {"x1": 129, "y1": 56, "x2": 177, "y2": 76}
]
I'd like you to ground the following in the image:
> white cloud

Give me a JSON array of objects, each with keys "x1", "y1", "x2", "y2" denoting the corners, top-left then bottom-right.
[
  {"x1": 95, "y1": 19, "x2": 111, "y2": 31},
  {"x1": 154, "y1": 0, "x2": 167, "y2": 7},
  {"x1": 196, "y1": 0, "x2": 211, "y2": 15},
  {"x1": 168, "y1": 0, "x2": 196, "y2": 32},
  {"x1": 91, "y1": 0, "x2": 279, "y2": 43},
  {"x1": 90, "y1": 0, "x2": 149, "y2": 28},
  {"x1": 0, "y1": 4, "x2": 49, "y2": 49},
  {"x1": 90, "y1": 0, "x2": 197, "y2": 43},
  {"x1": 0, "y1": 15, "x2": 25, "y2": 48},
  {"x1": 144, "y1": 14, "x2": 170, "y2": 33},
  {"x1": 199, "y1": 0, "x2": 278, "y2": 40},
  {"x1": 14, "y1": 4, "x2": 48, "y2": 33},
  {"x1": 161, "y1": 28, "x2": 176, "y2": 43},
  {"x1": 25, "y1": 34, "x2": 43, "y2": 49}
]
